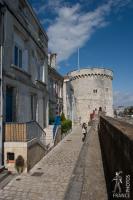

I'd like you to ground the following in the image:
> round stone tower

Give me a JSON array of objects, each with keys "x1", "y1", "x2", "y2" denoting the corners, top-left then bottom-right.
[{"x1": 68, "y1": 67, "x2": 113, "y2": 123}]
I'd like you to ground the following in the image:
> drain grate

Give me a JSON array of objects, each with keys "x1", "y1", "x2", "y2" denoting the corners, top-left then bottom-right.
[
  {"x1": 66, "y1": 139, "x2": 72, "y2": 142},
  {"x1": 16, "y1": 178, "x2": 21, "y2": 181},
  {"x1": 31, "y1": 172, "x2": 43, "y2": 177},
  {"x1": 37, "y1": 168, "x2": 42, "y2": 170}
]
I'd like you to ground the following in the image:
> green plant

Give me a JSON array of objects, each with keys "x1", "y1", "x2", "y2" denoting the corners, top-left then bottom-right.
[
  {"x1": 61, "y1": 119, "x2": 72, "y2": 134},
  {"x1": 67, "y1": 119, "x2": 72, "y2": 130},
  {"x1": 61, "y1": 112, "x2": 66, "y2": 122},
  {"x1": 15, "y1": 155, "x2": 25, "y2": 174}
]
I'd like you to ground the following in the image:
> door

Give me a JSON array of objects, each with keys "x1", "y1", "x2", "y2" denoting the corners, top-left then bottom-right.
[{"x1": 6, "y1": 87, "x2": 13, "y2": 122}]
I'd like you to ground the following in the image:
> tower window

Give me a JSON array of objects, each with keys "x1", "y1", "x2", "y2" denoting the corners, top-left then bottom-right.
[{"x1": 93, "y1": 89, "x2": 97, "y2": 94}]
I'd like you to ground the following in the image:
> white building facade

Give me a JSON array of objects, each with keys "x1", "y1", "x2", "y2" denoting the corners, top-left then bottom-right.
[
  {"x1": 0, "y1": 0, "x2": 49, "y2": 166},
  {"x1": 63, "y1": 76, "x2": 78, "y2": 124}
]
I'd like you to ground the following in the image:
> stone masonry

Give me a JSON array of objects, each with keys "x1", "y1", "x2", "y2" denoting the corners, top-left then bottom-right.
[{"x1": 68, "y1": 68, "x2": 113, "y2": 123}]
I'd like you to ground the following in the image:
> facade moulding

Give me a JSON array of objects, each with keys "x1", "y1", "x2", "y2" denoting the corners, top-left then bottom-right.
[
  {"x1": 10, "y1": 64, "x2": 31, "y2": 78},
  {"x1": 25, "y1": 0, "x2": 48, "y2": 41},
  {"x1": 48, "y1": 66, "x2": 64, "y2": 81},
  {"x1": 4, "y1": 72, "x2": 47, "y2": 92}
]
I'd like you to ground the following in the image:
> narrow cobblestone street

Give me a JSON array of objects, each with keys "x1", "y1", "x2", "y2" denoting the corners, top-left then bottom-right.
[
  {"x1": 0, "y1": 123, "x2": 107, "y2": 200},
  {"x1": 0, "y1": 126, "x2": 83, "y2": 200}
]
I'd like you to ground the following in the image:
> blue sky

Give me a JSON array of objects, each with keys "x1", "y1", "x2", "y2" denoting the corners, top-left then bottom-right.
[{"x1": 29, "y1": 0, "x2": 133, "y2": 106}]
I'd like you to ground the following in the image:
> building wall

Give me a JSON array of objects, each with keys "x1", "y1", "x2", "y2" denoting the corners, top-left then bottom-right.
[
  {"x1": 63, "y1": 77, "x2": 78, "y2": 123},
  {"x1": 4, "y1": 140, "x2": 46, "y2": 172},
  {"x1": 48, "y1": 66, "x2": 63, "y2": 123},
  {"x1": 68, "y1": 68, "x2": 113, "y2": 123},
  {"x1": 4, "y1": 142, "x2": 27, "y2": 172},
  {"x1": 1, "y1": 0, "x2": 49, "y2": 128}
]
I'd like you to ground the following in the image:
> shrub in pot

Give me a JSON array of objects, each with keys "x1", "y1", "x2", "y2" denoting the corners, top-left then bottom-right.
[
  {"x1": 61, "y1": 119, "x2": 72, "y2": 134},
  {"x1": 15, "y1": 155, "x2": 25, "y2": 174}
]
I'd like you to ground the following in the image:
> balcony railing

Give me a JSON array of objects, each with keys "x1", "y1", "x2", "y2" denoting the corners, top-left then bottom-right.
[{"x1": 5, "y1": 121, "x2": 46, "y2": 146}]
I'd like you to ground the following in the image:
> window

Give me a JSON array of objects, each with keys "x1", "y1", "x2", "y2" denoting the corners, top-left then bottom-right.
[
  {"x1": 106, "y1": 88, "x2": 109, "y2": 92},
  {"x1": 7, "y1": 152, "x2": 15, "y2": 161},
  {"x1": 93, "y1": 89, "x2": 97, "y2": 94},
  {"x1": 14, "y1": 45, "x2": 22, "y2": 68},
  {"x1": 31, "y1": 50, "x2": 35, "y2": 58},
  {"x1": 38, "y1": 65, "x2": 45, "y2": 82},
  {"x1": 13, "y1": 31, "x2": 29, "y2": 71}
]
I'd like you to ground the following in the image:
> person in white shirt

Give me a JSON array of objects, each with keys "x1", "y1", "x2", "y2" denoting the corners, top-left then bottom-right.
[{"x1": 82, "y1": 123, "x2": 87, "y2": 142}]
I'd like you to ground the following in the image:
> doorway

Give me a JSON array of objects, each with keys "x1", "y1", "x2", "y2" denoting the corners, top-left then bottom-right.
[{"x1": 6, "y1": 86, "x2": 14, "y2": 122}]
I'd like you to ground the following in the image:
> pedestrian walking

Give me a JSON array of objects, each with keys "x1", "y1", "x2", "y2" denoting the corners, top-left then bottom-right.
[{"x1": 82, "y1": 123, "x2": 87, "y2": 142}]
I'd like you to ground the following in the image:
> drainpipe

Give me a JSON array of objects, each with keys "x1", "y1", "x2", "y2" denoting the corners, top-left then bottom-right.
[{"x1": 0, "y1": 1, "x2": 5, "y2": 166}]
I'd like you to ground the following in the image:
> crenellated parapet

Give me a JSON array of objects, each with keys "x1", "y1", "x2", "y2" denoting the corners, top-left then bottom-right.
[
  {"x1": 70, "y1": 73, "x2": 113, "y2": 81},
  {"x1": 68, "y1": 67, "x2": 113, "y2": 81}
]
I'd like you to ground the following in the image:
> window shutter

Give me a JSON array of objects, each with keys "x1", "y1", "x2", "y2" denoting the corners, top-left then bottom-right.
[{"x1": 22, "y1": 49, "x2": 28, "y2": 71}]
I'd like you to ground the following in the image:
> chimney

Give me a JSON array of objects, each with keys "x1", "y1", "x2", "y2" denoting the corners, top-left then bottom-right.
[{"x1": 48, "y1": 53, "x2": 57, "y2": 68}]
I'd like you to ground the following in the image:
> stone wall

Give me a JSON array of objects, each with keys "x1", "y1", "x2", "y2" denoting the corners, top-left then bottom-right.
[
  {"x1": 99, "y1": 116, "x2": 133, "y2": 199},
  {"x1": 1, "y1": 1, "x2": 49, "y2": 128},
  {"x1": 4, "y1": 140, "x2": 46, "y2": 173},
  {"x1": 54, "y1": 127, "x2": 62, "y2": 146},
  {"x1": 4, "y1": 142, "x2": 27, "y2": 173},
  {"x1": 27, "y1": 140, "x2": 46, "y2": 171}
]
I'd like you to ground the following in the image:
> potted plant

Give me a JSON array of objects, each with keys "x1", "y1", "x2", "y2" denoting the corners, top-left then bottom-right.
[{"x1": 15, "y1": 155, "x2": 25, "y2": 174}]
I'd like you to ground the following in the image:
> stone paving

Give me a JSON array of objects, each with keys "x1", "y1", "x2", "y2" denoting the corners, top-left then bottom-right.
[
  {"x1": 0, "y1": 126, "x2": 83, "y2": 200},
  {"x1": 0, "y1": 123, "x2": 107, "y2": 200},
  {"x1": 64, "y1": 121, "x2": 107, "y2": 200}
]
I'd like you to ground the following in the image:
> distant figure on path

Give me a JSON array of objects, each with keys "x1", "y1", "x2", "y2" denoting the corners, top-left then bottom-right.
[
  {"x1": 53, "y1": 113, "x2": 61, "y2": 139},
  {"x1": 82, "y1": 123, "x2": 87, "y2": 142}
]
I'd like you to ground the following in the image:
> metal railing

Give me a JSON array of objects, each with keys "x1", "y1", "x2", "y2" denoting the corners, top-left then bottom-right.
[{"x1": 5, "y1": 121, "x2": 46, "y2": 146}]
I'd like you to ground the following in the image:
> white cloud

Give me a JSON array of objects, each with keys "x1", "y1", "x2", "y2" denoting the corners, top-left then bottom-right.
[
  {"x1": 31, "y1": 0, "x2": 132, "y2": 64},
  {"x1": 48, "y1": 2, "x2": 112, "y2": 63},
  {"x1": 113, "y1": 91, "x2": 133, "y2": 106},
  {"x1": 36, "y1": 0, "x2": 64, "y2": 14},
  {"x1": 47, "y1": 0, "x2": 132, "y2": 64}
]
